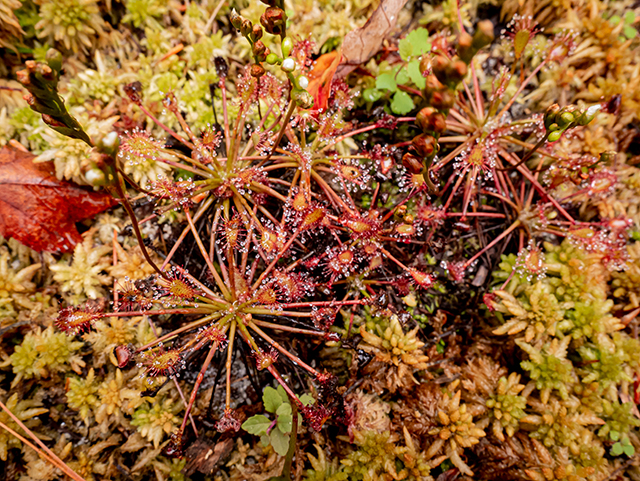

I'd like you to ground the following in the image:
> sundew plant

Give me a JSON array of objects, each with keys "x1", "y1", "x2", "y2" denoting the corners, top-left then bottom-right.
[{"x1": 2, "y1": 0, "x2": 640, "y2": 480}]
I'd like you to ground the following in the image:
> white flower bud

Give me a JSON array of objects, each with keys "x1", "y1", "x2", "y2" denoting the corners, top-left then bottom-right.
[
  {"x1": 85, "y1": 168, "x2": 106, "y2": 186},
  {"x1": 281, "y1": 57, "x2": 296, "y2": 72},
  {"x1": 298, "y1": 75, "x2": 309, "y2": 89}
]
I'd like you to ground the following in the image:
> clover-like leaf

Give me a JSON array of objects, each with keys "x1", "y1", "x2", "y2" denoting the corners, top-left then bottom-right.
[
  {"x1": 407, "y1": 60, "x2": 426, "y2": 89},
  {"x1": 276, "y1": 385, "x2": 289, "y2": 403},
  {"x1": 390, "y1": 91, "x2": 414, "y2": 115},
  {"x1": 300, "y1": 394, "x2": 315, "y2": 406},
  {"x1": 624, "y1": 443, "x2": 636, "y2": 457},
  {"x1": 363, "y1": 88, "x2": 382, "y2": 102},
  {"x1": 276, "y1": 402, "x2": 293, "y2": 433},
  {"x1": 398, "y1": 37, "x2": 413, "y2": 61},
  {"x1": 376, "y1": 73, "x2": 397, "y2": 92},
  {"x1": 270, "y1": 428, "x2": 290, "y2": 456},
  {"x1": 263, "y1": 386, "x2": 284, "y2": 413},
  {"x1": 398, "y1": 27, "x2": 430, "y2": 61},
  {"x1": 624, "y1": 10, "x2": 635, "y2": 25},
  {"x1": 623, "y1": 25, "x2": 637, "y2": 39},
  {"x1": 395, "y1": 67, "x2": 410, "y2": 85},
  {"x1": 242, "y1": 414, "x2": 272, "y2": 436},
  {"x1": 612, "y1": 442, "x2": 623, "y2": 456}
]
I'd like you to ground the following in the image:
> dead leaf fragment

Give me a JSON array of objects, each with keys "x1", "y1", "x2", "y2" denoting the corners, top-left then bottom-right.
[
  {"x1": 184, "y1": 437, "x2": 234, "y2": 476},
  {"x1": 337, "y1": 0, "x2": 408, "y2": 76},
  {"x1": 0, "y1": 145, "x2": 117, "y2": 253}
]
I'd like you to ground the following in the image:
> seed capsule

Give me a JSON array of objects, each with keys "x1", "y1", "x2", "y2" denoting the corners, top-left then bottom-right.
[
  {"x1": 412, "y1": 134, "x2": 438, "y2": 158},
  {"x1": 229, "y1": 9, "x2": 243, "y2": 29},
  {"x1": 416, "y1": 107, "x2": 446, "y2": 134},
  {"x1": 114, "y1": 344, "x2": 135, "y2": 368},
  {"x1": 402, "y1": 153, "x2": 423, "y2": 174},
  {"x1": 252, "y1": 24, "x2": 263, "y2": 41},
  {"x1": 457, "y1": 31, "x2": 474, "y2": 63},
  {"x1": 253, "y1": 40, "x2": 268, "y2": 59},
  {"x1": 431, "y1": 54, "x2": 450, "y2": 84},
  {"x1": 473, "y1": 20, "x2": 495, "y2": 49},
  {"x1": 447, "y1": 59, "x2": 468, "y2": 84},
  {"x1": 261, "y1": 7, "x2": 286, "y2": 36},
  {"x1": 250, "y1": 63, "x2": 266, "y2": 77},
  {"x1": 240, "y1": 19, "x2": 253, "y2": 36},
  {"x1": 430, "y1": 89, "x2": 455, "y2": 110}
]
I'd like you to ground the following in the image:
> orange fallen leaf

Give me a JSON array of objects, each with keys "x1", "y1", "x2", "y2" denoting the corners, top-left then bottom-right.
[
  {"x1": 307, "y1": 49, "x2": 342, "y2": 112},
  {"x1": 0, "y1": 145, "x2": 117, "y2": 253}
]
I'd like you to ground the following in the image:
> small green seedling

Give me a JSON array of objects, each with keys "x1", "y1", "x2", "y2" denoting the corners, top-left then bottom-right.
[
  {"x1": 363, "y1": 28, "x2": 431, "y2": 115},
  {"x1": 610, "y1": 430, "x2": 636, "y2": 457},
  {"x1": 241, "y1": 385, "x2": 314, "y2": 456},
  {"x1": 608, "y1": 11, "x2": 637, "y2": 40}
]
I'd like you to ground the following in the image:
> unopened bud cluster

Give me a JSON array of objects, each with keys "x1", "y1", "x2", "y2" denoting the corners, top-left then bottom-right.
[
  {"x1": 16, "y1": 49, "x2": 92, "y2": 146},
  {"x1": 17, "y1": 50, "x2": 123, "y2": 189},
  {"x1": 231, "y1": 7, "x2": 313, "y2": 109},
  {"x1": 544, "y1": 103, "x2": 601, "y2": 142},
  {"x1": 230, "y1": 9, "x2": 271, "y2": 77}
]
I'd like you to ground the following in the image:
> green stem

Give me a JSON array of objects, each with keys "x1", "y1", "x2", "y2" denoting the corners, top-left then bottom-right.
[
  {"x1": 267, "y1": 100, "x2": 296, "y2": 162},
  {"x1": 282, "y1": 399, "x2": 297, "y2": 481},
  {"x1": 113, "y1": 180, "x2": 167, "y2": 279}
]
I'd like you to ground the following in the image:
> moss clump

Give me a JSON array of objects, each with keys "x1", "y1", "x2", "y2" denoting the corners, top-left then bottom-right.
[{"x1": 8, "y1": 325, "x2": 85, "y2": 386}]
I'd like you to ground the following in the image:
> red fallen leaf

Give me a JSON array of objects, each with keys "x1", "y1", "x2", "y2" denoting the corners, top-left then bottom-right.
[
  {"x1": 336, "y1": 0, "x2": 408, "y2": 77},
  {"x1": 0, "y1": 145, "x2": 117, "y2": 253},
  {"x1": 307, "y1": 49, "x2": 342, "y2": 112}
]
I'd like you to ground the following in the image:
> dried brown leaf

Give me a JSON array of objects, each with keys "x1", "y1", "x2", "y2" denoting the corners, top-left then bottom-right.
[{"x1": 337, "y1": 0, "x2": 408, "y2": 76}]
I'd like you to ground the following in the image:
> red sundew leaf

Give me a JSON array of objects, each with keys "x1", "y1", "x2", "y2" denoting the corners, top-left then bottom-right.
[
  {"x1": 336, "y1": 0, "x2": 409, "y2": 77},
  {"x1": 0, "y1": 145, "x2": 117, "y2": 253}
]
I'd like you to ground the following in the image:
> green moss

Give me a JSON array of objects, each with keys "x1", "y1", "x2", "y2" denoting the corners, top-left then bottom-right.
[
  {"x1": 310, "y1": 430, "x2": 432, "y2": 481},
  {"x1": 10, "y1": 326, "x2": 85, "y2": 386}
]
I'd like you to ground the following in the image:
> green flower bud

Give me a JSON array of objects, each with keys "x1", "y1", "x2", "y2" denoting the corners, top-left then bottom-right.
[
  {"x1": 96, "y1": 131, "x2": 120, "y2": 158},
  {"x1": 576, "y1": 104, "x2": 601, "y2": 126},
  {"x1": 558, "y1": 111, "x2": 574, "y2": 127},
  {"x1": 292, "y1": 88, "x2": 313, "y2": 109},
  {"x1": 544, "y1": 104, "x2": 560, "y2": 130},
  {"x1": 548, "y1": 130, "x2": 562, "y2": 142},
  {"x1": 599, "y1": 151, "x2": 616, "y2": 164},
  {"x1": 266, "y1": 53, "x2": 280, "y2": 65},
  {"x1": 282, "y1": 37, "x2": 293, "y2": 58}
]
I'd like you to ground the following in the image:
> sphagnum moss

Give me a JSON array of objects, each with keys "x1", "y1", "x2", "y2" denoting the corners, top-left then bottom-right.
[{"x1": 2, "y1": 1, "x2": 640, "y2": 480}]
